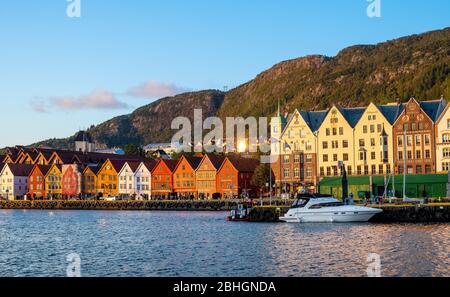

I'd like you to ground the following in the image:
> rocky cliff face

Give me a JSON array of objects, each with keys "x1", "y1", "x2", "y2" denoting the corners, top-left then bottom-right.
[{"x1": 32, "y1": 27, "x2": 450, "y2": 149}]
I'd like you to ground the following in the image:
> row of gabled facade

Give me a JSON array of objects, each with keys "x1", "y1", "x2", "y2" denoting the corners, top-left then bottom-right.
[
  {"x1": 270, "y1": 97, "x2": 450, "y2": 193},
  {"x1": 0, "y1": 148, "x2": 260, "y2": 200}
]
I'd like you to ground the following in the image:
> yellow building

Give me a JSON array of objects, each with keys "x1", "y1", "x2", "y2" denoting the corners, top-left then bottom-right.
[
  {"x1": 96, "y1": 159, "x2": 122, "y2": 197},
  {"x1": 271, "y1": 109, "x2": 327, "y2": 193},
  {"x1": 353, "y1": 103, "x2": 401, "y2": 176},
  {"x1": 317, "y1": 106, "x2": 365, "y2": 177},
  {"x1": 45, "y1": 164, "x2": 62, "y2": 199},
  {"x1": 435, "y1": 101, "x2": 450, "y2": 173}
]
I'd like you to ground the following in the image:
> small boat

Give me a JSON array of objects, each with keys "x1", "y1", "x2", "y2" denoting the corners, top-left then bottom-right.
[
  {"x1": 227, "y1": 201, "x2": 254, "y2": 222},
  {"x1": 279, "y1": 193, "x2": 382, "y2": 223}
]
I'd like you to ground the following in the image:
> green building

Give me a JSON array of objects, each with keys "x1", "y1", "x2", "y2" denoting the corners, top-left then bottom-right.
[{"x1": 319, "y1": 174, "x2": 448, "y2": 200}]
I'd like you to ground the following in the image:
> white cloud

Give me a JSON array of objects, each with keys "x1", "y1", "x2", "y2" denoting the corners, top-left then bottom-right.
[
  {"x1": 48, "y1": 89, "x2": 129, "y2": 110},
  {"x1": 126, "y1": 80, "x2": 190, "y2": 98}
]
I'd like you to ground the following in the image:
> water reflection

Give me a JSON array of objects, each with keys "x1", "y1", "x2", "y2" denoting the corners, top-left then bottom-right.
[{"x1": 0, "y1": 210, "x2": 448, "y2": 277}]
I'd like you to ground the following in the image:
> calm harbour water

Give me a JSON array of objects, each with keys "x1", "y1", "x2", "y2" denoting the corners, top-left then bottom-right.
[{"x1": 0, "y1": 210, "x2": 448, "y2": 277}]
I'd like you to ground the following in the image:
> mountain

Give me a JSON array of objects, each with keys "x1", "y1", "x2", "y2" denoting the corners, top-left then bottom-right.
[{"x1": 32, "y1": 27, "x2": 450, "y2": 150}]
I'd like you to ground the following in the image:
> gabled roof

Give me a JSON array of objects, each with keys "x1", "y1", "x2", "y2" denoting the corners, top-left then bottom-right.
[
  {"x1": 299, "y1": 110, "x2": 329, "y2": 132},
  {"x1": 142, "y1": 160, "x2": 157, "y2": 172},
  {"x1": 420, "y1": 99, "x2": 447, "y2": 122},
  {"x1": 83, "y1": 165, "x2": 100, "y2": 175},
  {"x1": 223, "y1": 157, "x2": 260, "y2": 173},
  {"x1": 5, "y1": 164, "x2": 34, "y2": 176},
  {"x1": 121, "y1": 161, "x2": 141, "y2": 174},
  {"x1": 377, "y1": 104, "x2": 405, "y2": 125},
  {"x1": 175, "y1": 155, "x2": 203, "y2": 172},
  {"x1": 201, "y1": 154, "x2": 226, "y2": 170},
  {"x1": 338, "y1": 107, "x2": 366, "y2": 128},
  {"x1": 35, "y1": 165, "x2": 53, "y2": 176}
]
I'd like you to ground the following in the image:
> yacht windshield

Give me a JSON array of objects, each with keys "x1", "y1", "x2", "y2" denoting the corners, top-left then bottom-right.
[
  {"x1": 309, "y1": 202, "x2": 345, "y2": 209},
  {"x1": 292, "y1": 198, "x2": 309, "y2": 208}
]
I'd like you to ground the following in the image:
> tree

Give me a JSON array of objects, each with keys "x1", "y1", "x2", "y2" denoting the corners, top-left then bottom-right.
[
  {"x1": 124, "y1": 144, "x2": 144, "y2": 156},
  {"x1": 251, "y1": 163, "x2": 274, "y2": 191}
]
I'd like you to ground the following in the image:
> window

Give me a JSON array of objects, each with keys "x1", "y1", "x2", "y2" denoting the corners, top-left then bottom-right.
[
  {"x1": 425, "y1": 135, "x2": 431, "y2": 145},
  {"x1": 333, "y1": 154, "x2": 338, "y2": 162},
  {"x1": 442, "y1": 163, "x2": 450, "y2": 171},
  {"x1": 416, "y1": 135, "x2": 421, "y2": 145},
  {"x1": 326, "y1": 128, "x2": 330, "y2": 136},
  {"x1": 363, "y1": 126, "x2": 368, "y2": 134},
  {"x1": 371, "y1": 138, "x2": 376, "y2": 147},
  {"x1": 359, "y1": 152, "x2": 366, "y2": 161},
  {"x1": 326, "y1": 167, "x2": 331, "y2": 176},
  {"x1": 364, "y1": 166, "x2": 369, "y2": 175},
  {"x1": 411, "y1": 123, "x2": 417, "y2": 131},
  {"x1": 447, "y1": 119, "x2": 450, "y2": 129},
  {"x1": 305, "y1": 154, "x2": 313, "y2": 163},
  {"x1": 443, "y1": 134, "x2": 450, "y2": 143},
  {"x1": 294, "y1": 155, "x2": 301, "y2": 163},
  {"x1": 323, "y1": 142, "x2": 328, "y2": 149},
  {"x1": 359, "y1": 139, "x2": 365, "y2": 147},
  {"x1": 416, "y1": 166, "x2": 423, "y2": 174},
  {"x1": 323, "y1": 155, "x2": 329, "y2": 162},
  {"x1": 407, "y1": 166, "x2": 414, "y2": 175},
  {"x1": 332, "y1": 128, "x2": 337, "y2": 136},
  {"x1": 370, "y1": 125, "x2": 375, "y2": 133},
  {"x1": 416, "y1": 150, "x2": 422, "y2": 159},
  {"x1": 418, "y1": 122, "x2": 424, "y2": 130},
  {"x1": 377, "y1": 124, "x2": 382, "y2": 133},
  {"x1": 407, "y1": 136, "x2": 412, "y2": 146},
  {"x1": 404, "y1": 123, "x2": 409, "y2": 131},
  {"x1": 397, "y1": 136, "x2": 403, "y2": 146},
  {"x1": 425, "y1": 150, "x2": 431, "y2": 159},
  {"x1": 332, "y1": 141, "x2": 339, "y2": 149},
  {"x1": 398, "y1": 151, "x2": 403, "y2": 161},
  {"x1": 339, "y1": 127, "x2": 344, "y2": 135},
  {"x1": 284, "y1": 155, "x2": 290, "y2": 164},
  {"x1": 371, "y1": 165, "x2": 376, "y2": 174},
  {"x1": 347, "y1": 166, "x2": 352, "y2": 175},
  {"x1": 320, "y1": 167, "x2": 325, "y2": 177},
  {"x1": 343, "y1": 154, "x2": 349, "y2": 161},
  {"x1": 386, "y1": 165, "x2": 391, "y2": 174},
  {"x1": 294, "y1": 168, "x2": 300, "y2": 178},
  {"x1": 407, "y1": 151, "x2": 412, "y2": 160},
  {"x1": 379, "y1": 165, "x2": 384, "y2": 175},
  {"x1": 306, "y1": 142, "x2": 312, "y2": 151},
  {"x1": 425, "y1": 165, "x2": 432, "y2": 174},
  {"x1": 444, "y1": 148, "x2": 450, "y2": 158},
  {"x1": 343, "y1": 140, "x2": 349, "y2": 148},
  {"x1": 371, "y1": 152, "x2": 376, "y2": 160}
]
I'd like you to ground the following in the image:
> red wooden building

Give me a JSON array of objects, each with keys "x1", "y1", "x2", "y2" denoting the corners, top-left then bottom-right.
[
  {"x1": 28, "y1": 165, "x2": 52, "y2": 199},
  {"x1": 151, "y1": 159, "x2": 179, "y2": 199},
  {"x1": 62, "y1": 164, "x2": 83, "y2": 198},
  {"x1": 217, "y1": 157, "x2": 260, "y2": 199}
]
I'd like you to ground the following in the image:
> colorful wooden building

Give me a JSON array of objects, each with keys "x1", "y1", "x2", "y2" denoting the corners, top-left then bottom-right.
[
  {"x1": 96, "y1": 159, "x2": 124, "y2": 198},
  {"x1": 82, "y1": 165, "x2": 100, "y2": 197},
  {"x1": 0, "y1": 164, "x2": 33, "y2": 200},
  {"x1": 28, "y1": 165, "x2": 52, "y2": 199},
  {"x1": 217, "y1": 157, "x2": 260, "y2": 199},
  {"x1": 45, "y1": 164, "x2": 63, "y2": 199},
  {"x1": 195, "y1": 154, "x2": 226, "y2": 200},
  {"x1": 62, "y1": 164, "x2": 83, "y2": 199},
  {"x1": 173, "y1": 155, "x2": 203, "y2": 199},
  {"x1": 151, "y1": 159, "x2": 178, "y2": 199}
]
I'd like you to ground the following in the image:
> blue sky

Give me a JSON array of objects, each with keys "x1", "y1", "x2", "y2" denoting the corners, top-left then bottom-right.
[{"x1": 0, "y1": 0, "x2": 449, "y2": 148}]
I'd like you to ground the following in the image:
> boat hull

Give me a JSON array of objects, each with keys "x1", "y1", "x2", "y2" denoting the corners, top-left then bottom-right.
[{"x1": 280, "y1": 207, "x2": 382, "y2": 223}]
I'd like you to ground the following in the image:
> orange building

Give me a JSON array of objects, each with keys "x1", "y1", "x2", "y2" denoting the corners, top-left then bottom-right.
[
  {"x1": 217, "y1": 157, "x2": 260, "y2": 199},
  {"x1": 151, "y1": 159, "x2": 178, "y2": 199},
  {"x1": 195, "y1": 154, "x2": 226, "y2": 200},
  {"x1": 28, "y1": 165, "x2": 52, "y2": 199},
  {"x1": 173, "y1": 155, "x2": 203, "y2": 199}
]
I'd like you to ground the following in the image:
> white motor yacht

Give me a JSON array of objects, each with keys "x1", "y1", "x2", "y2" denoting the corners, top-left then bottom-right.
[{"x1": 279, "y1": 193, "x2": 382, "y2": 223}]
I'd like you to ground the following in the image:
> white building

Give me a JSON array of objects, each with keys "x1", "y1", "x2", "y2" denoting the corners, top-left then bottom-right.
[
  {"x1": 134, "y1": 161, "x2": 156, "y2": 200},
  {"x1": 118, "y1": 161, "x2": 141, "y2": 197},
  {"x1": 0, "y1": 164, "x2": 34, "y2": 200},
  {"x1": 75, "y1": 131, "x2": 96, "y2": 153}
]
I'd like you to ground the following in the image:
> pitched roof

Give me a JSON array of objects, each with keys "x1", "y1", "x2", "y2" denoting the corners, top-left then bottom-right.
[
  {"x1": 183, "y1": 156, "x2": 203, "y2": 170},
  {"x1": 299, "y1": 110, "x2": 329, "y2": 132},
  {"x1": 6, "y1": 164, "x2": 34, "y2": 176},
  {"x1": 161, "y1": 159, "x2": 179, "y2": 172},
  {"x1": 339, "y1": 107, "x2": 366, "y2": 128},
  {"x1": 143, "y1": 160, "x2": 157, "y2": 172},
  {"x1": 420, "y1": 99, "x2": 447, "y2": 122},
  {"x1": 126, "y1": 161, "x2": 142, "y2": 173},
  {"x1": 377, "y1": 104, "x2": 405, "y2": 124},
  {"x1": 84, "y1": 165, "x2": 100, "y2": 174},
  {"x1": 205, "y1": 154, "x2": 227, "y2": 170},
  {"x1": 226, "y1": 157, "x2": 260, "y2": 172},
  {"x1": 36, "y1": 165, "x2": 52, "y2": 176}
]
